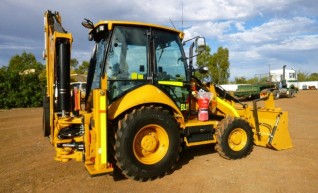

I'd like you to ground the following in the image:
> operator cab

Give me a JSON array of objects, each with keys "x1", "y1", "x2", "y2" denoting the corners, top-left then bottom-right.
[{"x1": 84, "y1": 21, "x2": 191, "y2": 109}]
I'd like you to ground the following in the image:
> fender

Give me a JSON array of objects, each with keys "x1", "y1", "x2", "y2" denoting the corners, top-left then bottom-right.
[{"x1": 108, "y1": 84, "x2": 184, "y2": 121}]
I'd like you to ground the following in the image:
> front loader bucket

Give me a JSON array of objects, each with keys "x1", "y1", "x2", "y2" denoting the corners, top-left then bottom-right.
[
  {"x1": 269, "y1": 112, "x2": 292, "y2": 150},
  {"x1": 251, "y1": 96, "x2": 293, "y2": 150}
]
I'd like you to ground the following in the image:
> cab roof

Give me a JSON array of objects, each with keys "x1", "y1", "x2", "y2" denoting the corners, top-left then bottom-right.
[{"x1": 93, "y1": 20, "x2": 185, "y2": 39}]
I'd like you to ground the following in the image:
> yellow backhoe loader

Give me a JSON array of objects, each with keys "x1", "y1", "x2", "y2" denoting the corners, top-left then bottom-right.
[{"x1": 42, "y1": 10, "x2": 292, "y2": 181}]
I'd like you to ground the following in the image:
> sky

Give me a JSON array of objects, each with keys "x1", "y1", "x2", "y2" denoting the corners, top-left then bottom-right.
[{"x1": 1, "y1": 0, "x2": 317, "y2": 80}]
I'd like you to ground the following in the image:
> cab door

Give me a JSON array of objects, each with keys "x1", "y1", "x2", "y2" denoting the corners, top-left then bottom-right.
[{"x1": 153, "y1": 30, "x2": 190, "y2": 112}]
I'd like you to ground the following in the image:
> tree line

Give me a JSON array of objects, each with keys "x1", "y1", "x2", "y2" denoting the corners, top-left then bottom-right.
[
  {"x1": 1, "y1": 50, "x2": 317, "y2": 109},
  {"x1": 0, "y1": 52, "x2": 88, "y2": 109},
  {"x1": 233, "y1": 72, "x2": 318, "y2": 84},
  {"x1": 196, "y1": 45, "x2": 318, "y2": 84},
  {"x1": 1, "y1": 48, "x2": 231, "y2": 109}
]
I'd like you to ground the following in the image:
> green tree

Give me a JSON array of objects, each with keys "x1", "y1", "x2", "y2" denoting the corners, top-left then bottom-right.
[
  {"x1": 212, "y1": 47, "x2": 230, "y2": 84},
  {"x1": 197, "y1": 46, "x2": 230, "y2": 84},
  {"x1": 247, "y1": 77, "x2": 261, "y2": 84},
  {"x1": 75, "y1": 60, "x2": 89, "y2": 75},
  {"x1": 196, "y1": 45, "x2": 212, "y2": 81},
  {"x1": 70, "y1": 58, "x2": 79, "y2": 71},
  {"x1": 0, "y1": 52, "x2": 45, "y2": 109},
  {"x1": 234, "y1": 77, "x2": 247, "y2": 84},
  {"x1": 296, "y1": 71, "x2": 318, "y2": 81},
  {"x1": 297, "y1": 72, "x2": 309, "y2": 81},
  {"x1": 308, "y1": 73, "x2": 318, "y2": 81},
  {"x1": 7, "y1": 51, "x2": 43, "y2": 74}
]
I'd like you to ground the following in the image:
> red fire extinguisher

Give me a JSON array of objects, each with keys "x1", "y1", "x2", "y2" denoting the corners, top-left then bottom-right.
[{"x1": 198, "y1": 97, "x2": 209, "y2": 121}]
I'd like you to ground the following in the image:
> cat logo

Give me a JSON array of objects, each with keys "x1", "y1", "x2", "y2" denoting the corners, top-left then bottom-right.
[{"x1": 180, "y1": 103, "x2": 189, "y2": 111}]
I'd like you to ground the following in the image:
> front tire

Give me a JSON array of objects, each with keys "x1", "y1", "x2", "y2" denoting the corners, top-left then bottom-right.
[
  {"x1": 215, "y1": 117, "x2": 254, "y2": 159},
  {"x1": 272, "y1": 90, "x2": 280, "y2": 100},
  {"x1": 114, "y1": 106, "x2": 180, "y2": 181}
]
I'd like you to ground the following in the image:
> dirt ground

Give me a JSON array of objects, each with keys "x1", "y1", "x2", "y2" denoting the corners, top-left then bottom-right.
[{"x1": 1, "y1": 90, "x2": 318, "y2": 193}]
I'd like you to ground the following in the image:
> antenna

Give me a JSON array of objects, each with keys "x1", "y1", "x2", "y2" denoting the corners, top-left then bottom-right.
[
  {"x1": 268, "y1": 64, "x2": 271, "y2": 81},
  {"x1": 169, "y1": 17, "x2": 176, "y2": 29},
  {"x1": 182, "y1": 2, "x2": 184, "y2": 32}
]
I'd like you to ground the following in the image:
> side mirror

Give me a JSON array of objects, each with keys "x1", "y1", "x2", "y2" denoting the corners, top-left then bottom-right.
[
  {"x1": 195, "y1": 37, "x2": 206, "y2": 54},
  {"x1": 82, "y1": 18, "x2": 94, "y2": 29},
  {"x1": 198, "y1": 66, "x2": 208, "y2": 74},
  {"x1": 82, "y1": 19, "x2": 95, "y2": 41},
  {"x1": 185, "y1": 36, "x2": 207, "y2": 80}
]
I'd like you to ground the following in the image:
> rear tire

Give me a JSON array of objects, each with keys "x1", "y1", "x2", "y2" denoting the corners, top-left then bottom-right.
[
  {"x1": 114, "y1": 106, "x2": 180, "y2": 181},
  {"x1": 288, "y1": 89, "x2": 295, "y2": 98},
  {"x1": 215, "y1": 117, "x2": 254, "y2": 159}
]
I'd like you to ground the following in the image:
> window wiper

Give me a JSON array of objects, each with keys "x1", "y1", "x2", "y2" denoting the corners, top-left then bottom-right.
[{"x1": 157, "y1": 48, "x2": 165, "y2": 63}]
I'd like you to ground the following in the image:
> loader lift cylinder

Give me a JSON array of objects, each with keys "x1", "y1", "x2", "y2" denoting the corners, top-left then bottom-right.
[{"x1": 57, "y1": 39, "x2": 71, "y2": 116}]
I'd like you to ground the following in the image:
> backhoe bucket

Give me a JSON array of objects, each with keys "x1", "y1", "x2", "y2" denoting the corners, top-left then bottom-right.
[{"x1": 251, "y1": 96, "x2": 293, "y2": 150}]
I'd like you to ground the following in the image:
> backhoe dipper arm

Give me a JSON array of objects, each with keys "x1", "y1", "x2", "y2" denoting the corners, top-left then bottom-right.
[{"x1": 43, "y1": 10, "x2": 73, "y2": 117}]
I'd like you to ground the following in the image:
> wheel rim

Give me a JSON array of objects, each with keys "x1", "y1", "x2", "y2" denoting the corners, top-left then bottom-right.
[
  {"x1": 133, "y1": 124, "x2": 169, "y2": 165},
  {"x1": 228, "y1": 128, "x2": 247, "y2": 151}
]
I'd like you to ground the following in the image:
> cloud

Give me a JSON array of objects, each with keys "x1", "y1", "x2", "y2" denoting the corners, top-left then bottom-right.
[
  {"x1": 0, "y1": 0, "x2": 317, "y2": 80},
  {"x1": 235, "y1": 22, "x2": 245, "y2": 31},
  {"x1": 214, "y1": 17, "x2": 318, "y2": 78},
  {"x1": 181, "y1": 15, "x2": 318, "y2": 76},
  {"x1": 184, "y1": 21, "x2": 233, "y2": 41},
  {"x1": 227, "y1": 17, "x2": 316, "y2": 44}
]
